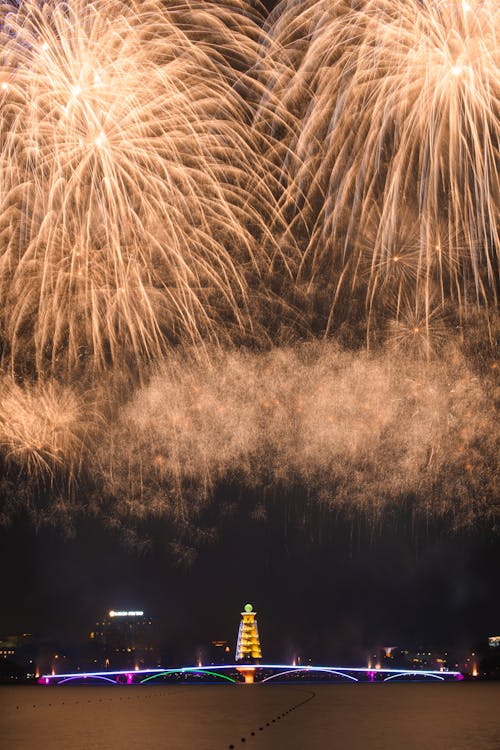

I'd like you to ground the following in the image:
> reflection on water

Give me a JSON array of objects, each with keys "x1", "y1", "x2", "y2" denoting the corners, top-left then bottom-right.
[{"x1": 1, "y1": 683, "x2": 500, "y2": 750}]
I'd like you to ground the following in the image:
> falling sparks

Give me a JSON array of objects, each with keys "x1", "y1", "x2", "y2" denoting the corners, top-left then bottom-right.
[
  {"x1": 1, "y1": 343, "x2": 494, "y2": 529},
  {"x1": 0, "y1": 378, "x2": 92, "y2": 482},
  {"x1": 0, "y1": 0, "x2": 278, "y2": 377},
  {"x1": 0, "y1": 0, "x2": 498, "y2": 537},
  {"x1": 259, "y1": 0, "x2": 499, "y2": 335}
]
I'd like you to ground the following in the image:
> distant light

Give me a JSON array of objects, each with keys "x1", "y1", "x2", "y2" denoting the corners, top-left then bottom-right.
[
  {"x1": 1, "y1": 82, "x2": 8, "y2": 91},
  {"x1": 108, "y1": 610, "x2": 144, "y2": 618},
  {"x1": 71, "y1": 84, "x2": 82, "y2": 98},
  {"x1": 462, "y1": 1, "x2": 471, "y2": 12},
  {"x1": 244, "y1": 603, "x2": 253, "y2": 613},
  {"x1": 451, "y1": 66, "x2": 463, "y2": 77}
]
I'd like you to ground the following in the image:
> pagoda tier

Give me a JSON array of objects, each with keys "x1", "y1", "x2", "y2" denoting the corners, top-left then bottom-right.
[{"x1": 235, "y1": 603, "x2": 262, "y2": 661}]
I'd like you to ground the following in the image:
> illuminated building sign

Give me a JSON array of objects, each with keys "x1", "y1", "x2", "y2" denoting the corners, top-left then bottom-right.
[
  {"x1": 109, "y1": 610, "x2": 144, "y2": 618},
  {"x1": 488, "y1": 636, "x2": 500, "y2": 648}
]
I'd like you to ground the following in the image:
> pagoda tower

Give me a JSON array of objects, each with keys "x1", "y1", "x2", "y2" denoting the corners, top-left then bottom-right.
[{"x1": 235, "y1": 603, "x2": 262, "y2": 662}]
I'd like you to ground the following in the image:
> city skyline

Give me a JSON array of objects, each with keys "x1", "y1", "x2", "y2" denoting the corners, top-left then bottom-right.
[{"x1": 2, "y1": 505, "x2": 499, "y2": 667}]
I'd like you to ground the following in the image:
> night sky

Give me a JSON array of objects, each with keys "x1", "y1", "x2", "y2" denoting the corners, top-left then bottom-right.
[{"x1": 2, "y1": 494, "x2": 499, "y2": 662}]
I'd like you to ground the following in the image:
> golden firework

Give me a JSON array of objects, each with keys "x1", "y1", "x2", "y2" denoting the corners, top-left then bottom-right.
[
  {"x1": 260, "y1": 0, "x2": 499, "y2": 334},
  {"x1": 0, "y1": 0, "x2": 277, "y2": 377}
]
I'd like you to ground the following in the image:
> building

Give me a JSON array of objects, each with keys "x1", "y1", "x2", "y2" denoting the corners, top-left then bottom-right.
[
  {"x1": 208, "y1": 640, "x2": 232, "y2": 664},
  {"x1": 0, "y1": 633, "x2": 38, "y2": 679},
  {"x1": 90, "y1": 610, "x2": 158, "y2": 669},
  {"x1": 235, "y1": 603, "x2": 262, "y2": 662},
  {"x1": 480, "y1": 636, "x2": 500, "y2": 678},
  {"x1": 0, "y1": 645, "x2": 16, "y2": 661}
]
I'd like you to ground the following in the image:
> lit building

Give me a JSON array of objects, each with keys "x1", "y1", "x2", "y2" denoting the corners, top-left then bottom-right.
[
  {"x1": 0, "y1": 634, "x2": 38, "y2": 678},
  {"x1": 208, "y1": 640, "x2": 232, "y2": 664},
  {"x1": 90, "y1": 610, "x2": 158, "y2": 669},
  {"x1": 369, "y1": 645, "x2": 455, "y2": 672},
  {"x1": 488, "y1": 636, "x2": 500, "y2": 649},
  {"x1": 235, "y1": 603, "x2": 262, "y2": 662}
]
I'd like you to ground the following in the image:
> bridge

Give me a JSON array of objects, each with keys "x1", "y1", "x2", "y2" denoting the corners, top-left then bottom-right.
[{"x1": 39, "y1": 663, "x2": 463, "y2": 685}]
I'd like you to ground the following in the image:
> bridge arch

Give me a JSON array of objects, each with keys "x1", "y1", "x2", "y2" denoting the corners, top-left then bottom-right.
[
  {"x1": 140, "y1": 669, "x2": 237, "y2": 684},
  {"x1": 57, "y1": 675, "x2": 117, "y2": 685},
  {"x1": 383, "y1": 672, "x2": 444, "y2": 682},
  {"x1": 261, "y1": 668, "x2": 358, "y2": 683}
]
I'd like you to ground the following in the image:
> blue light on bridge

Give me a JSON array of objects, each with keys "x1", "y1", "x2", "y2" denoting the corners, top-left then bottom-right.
[{"x1": 39, "y1": 663, "x2": 463, "y2": 685}]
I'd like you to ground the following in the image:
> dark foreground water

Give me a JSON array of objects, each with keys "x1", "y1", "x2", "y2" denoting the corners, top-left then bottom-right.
[{"x1": 1, "y1": 683, "x2": 500, "y2": 750}]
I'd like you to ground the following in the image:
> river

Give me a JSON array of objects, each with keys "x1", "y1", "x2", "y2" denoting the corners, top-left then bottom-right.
[{"x1": 1, "y1": 682, "x2": 499, "y2": 749}]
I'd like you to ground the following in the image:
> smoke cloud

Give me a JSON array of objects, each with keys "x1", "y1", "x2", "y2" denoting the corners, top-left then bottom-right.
[{"x1": 100, "y1": 343, "x2": 498, "y2": 530}]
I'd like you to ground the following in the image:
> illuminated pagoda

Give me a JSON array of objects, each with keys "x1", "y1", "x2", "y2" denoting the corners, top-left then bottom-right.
[{"x1": 235, "y1": 603, "x2": 262, "y2": 662}]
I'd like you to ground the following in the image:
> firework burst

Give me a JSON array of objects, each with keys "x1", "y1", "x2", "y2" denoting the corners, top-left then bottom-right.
[
  {"x1": 98, "y1": 345, "x2": 498, "y2": 528},
  {"x1": 0, "y1": 0, "x2": 497, "y2": 535},
  {"x1": 0, "y1": 0, "x2": 276, "y2": 378},
  {"x1": 0, "y1": 378, "x2": 91, "y2": 481},
  {"x1": 260, "y1": 0, "x2": 500, "y2": 335}
]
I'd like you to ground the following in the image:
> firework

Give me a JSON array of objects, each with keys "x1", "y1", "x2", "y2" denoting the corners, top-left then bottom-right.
[
  {"x1": 0, "y1": 0, "x2": 497, "y2": 536},
  {"x1": 0, "y1": 378, "x2": 91, "y2": 481},
  {"x1": 99, "y1": 344, "x2": 498, "y2": 527},
  {"x1": 0, "y1": 342, "x2": 495, "y2": 530},
  {"x1": 260, "y1": 0, "x2": 500, "y2": 337},
  {"x1": 0, "y1": 0, "x2": 277, "y2": 378}
]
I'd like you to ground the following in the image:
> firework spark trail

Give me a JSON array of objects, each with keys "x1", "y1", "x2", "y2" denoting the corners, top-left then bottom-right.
[
  {"x1": 0, "y1": 378, "x2": 92, "y2": 481},
  {"x1": 99, "y1": 343, "x2": 498, "y2": 527},
  {"x1": 0, "y1": 0, "x2": 497, "y2": 537},
  {"x1": 259, "y1": 0, "x2": 500, "y2": 335},
  {"x1": 0, "y1": 0, "x2": 279, "y2": 378},
  {"x1": 0, "y1": 341, "x2": 496, "y2": 530}
]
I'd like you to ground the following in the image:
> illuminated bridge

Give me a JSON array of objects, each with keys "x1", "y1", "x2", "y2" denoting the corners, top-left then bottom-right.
[{"x1": 39, "y1": 664, "x2": 463, "y2": 686}]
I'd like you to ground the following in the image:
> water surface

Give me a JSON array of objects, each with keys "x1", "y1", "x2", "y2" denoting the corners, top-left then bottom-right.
[{"x1": 1, "y1": 683, "x2": 499, "y2": 749}]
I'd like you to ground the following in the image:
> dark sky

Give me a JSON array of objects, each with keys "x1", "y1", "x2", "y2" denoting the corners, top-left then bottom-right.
[{"x1": 2, "y1": 492, "x2": 499, "y2": 663}]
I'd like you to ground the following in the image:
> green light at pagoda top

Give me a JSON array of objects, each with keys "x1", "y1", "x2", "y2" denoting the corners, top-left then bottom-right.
[{"x1": 244, "y1": 603, "x2": 253, "y2": 613}]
